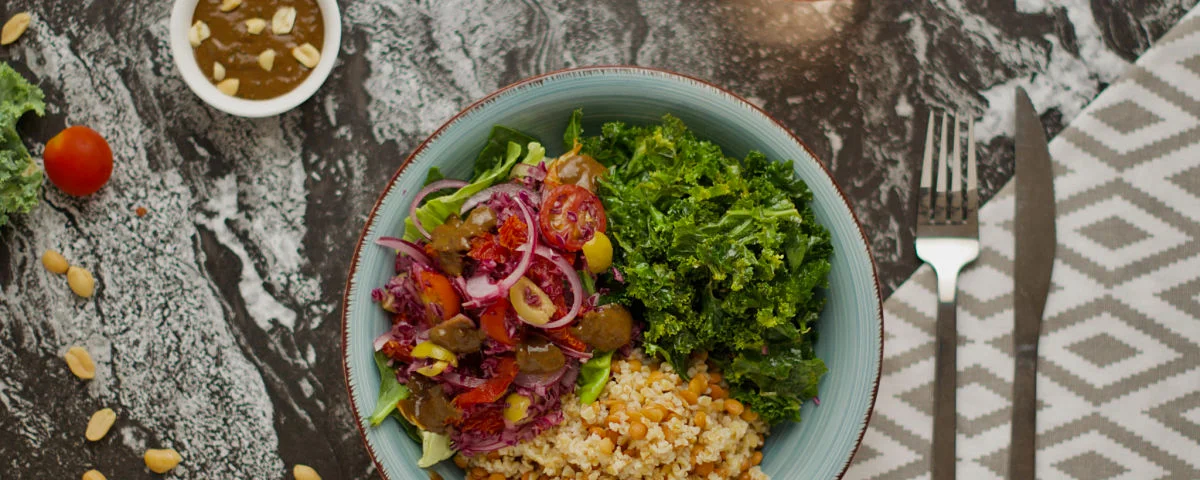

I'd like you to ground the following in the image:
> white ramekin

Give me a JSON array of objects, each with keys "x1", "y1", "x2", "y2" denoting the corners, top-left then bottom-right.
[{"x1": 169, "y1": 0, "x2": 341, "y2": 118}]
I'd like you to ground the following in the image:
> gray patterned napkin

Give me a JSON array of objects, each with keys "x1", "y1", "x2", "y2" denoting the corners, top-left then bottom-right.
[{"x1": 845, "y1": 7, "x2": 1200, "y2": 480}]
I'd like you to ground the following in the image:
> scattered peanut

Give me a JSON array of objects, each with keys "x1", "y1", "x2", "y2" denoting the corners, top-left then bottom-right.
[
  {"x1": 271, "y1": 7, "x2": 296, "y2": 35},
  {"x1": 291, "y1": 43, "x2": 320, "y2": 68},
  {"x1": 257, "y1": 49, "x2": 276, "y2": 71},
  {"x1": 188, "y1": 20, "x2": 210, "y2": 47},
  {"x1": 244, "y1": 17, "x2": 267, "y2": 34},
  {"x1": 216, "y1": 78, "x2": 240, "y2": 96},
  {"x1": 66, "y1": 266, "x2": 95, "y2": 298},
  {"x1": 81, "y1": 470, "x2": 107, "y2": 480},
  {"x1": 293, "y1": 464, "x2": 321, "y2": 480},
  {"x1": 143, "y1": 448, "x2": 182, "y2": 474},
  {"x1": 1, "y1": 12, "x2": 31, "y2": 45},
  {"x1": 219, "y1": 0, "x2": 242, "y2": 12},
  {"x1": 213, "y1": 62, "x2": 225, "y2": 81},
  {"x1": 42, "y1": 250, "x2": 69, "y2": 274},
  {"x1": 64, "y1": 346, "x2": 96, "y2": 380},
  {"x1": 85, "y1": 408, "x2": 116, "y2": 441}
]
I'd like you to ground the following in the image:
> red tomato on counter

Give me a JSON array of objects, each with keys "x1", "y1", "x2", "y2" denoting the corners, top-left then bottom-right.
[{"x1": 43, "y1": 126, "x2": 113, "y2": 196}]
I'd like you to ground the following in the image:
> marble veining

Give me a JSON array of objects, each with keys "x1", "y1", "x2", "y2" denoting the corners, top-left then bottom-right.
[{"x1": 0, "y1": 0, "x2": 1191, "y2": 478}]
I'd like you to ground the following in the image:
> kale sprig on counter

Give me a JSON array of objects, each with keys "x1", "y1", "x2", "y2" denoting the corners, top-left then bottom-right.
[{"x1": 582, "y1": 112, "x2": 833, "y2": 425}]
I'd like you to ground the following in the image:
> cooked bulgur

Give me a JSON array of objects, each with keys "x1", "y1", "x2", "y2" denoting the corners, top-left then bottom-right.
[{"x1": 463, "y1": 350, "x2": 769, "y2": 480}]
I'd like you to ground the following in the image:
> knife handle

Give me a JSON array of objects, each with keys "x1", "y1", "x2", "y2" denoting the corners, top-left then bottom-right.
[
  {"x1": 1010, "y1": 341, "x2": 1039, "y2": 479},
  {"x1": 933, "y1": 300, "x2": 958, "y2": 480}
]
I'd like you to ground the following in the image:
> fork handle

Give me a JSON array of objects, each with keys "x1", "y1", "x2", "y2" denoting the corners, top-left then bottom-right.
[{"x1": 932, "y1": 300, "x2": 958, "y2": 480}]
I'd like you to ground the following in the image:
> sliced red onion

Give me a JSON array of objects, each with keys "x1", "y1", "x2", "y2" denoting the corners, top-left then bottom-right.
[
  {"x1": 375, "y1": 236, "x2": 433, "y2": 268},
  {"x1": 442, "y1": 371, "x2": 488, "y2": 389},
  {"x1": 513, "y1": 365, "x2": 567, "y2": 389},
  {"x1": 409, "y1": 179, "x2": 469, "y2": 239},
  {"x1": 461, "y1": 195, "x2": 537, "y2": 307},
  {"x1": 373, "y1": 332, "x2": 391, "y2": 351},
  {"x1": 559, "y1": 344, "x2": 592, "y2": 360},
  {"x1": 459, "y1": 183, "x2": 541, "y2": 216},
  {"x1": 514, "y1": 245, "x2": 583, "y2": 330}
]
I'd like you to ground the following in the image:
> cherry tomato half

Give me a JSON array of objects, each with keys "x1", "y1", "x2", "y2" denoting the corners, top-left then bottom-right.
[
  {"x1": 416, "y1": 270, "x2": 460, "y2": 322},
  {"x1": 43, "y1": 126, "x2": 113, "y2": 197},
  {"x1": 538, "y1": 184, "x2": 607, "y2": 252},
  {"x1": 480, "y1": 298, "x2": 516, "y2": 345}
]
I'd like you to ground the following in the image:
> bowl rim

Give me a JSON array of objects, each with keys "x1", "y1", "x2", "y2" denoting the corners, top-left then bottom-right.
[
  {"x1": 168, "y1": 0, "x2": 342, "y2": 118},
  {"x1": 340, "y1": 65, "x2": 884, "y2": 480}
]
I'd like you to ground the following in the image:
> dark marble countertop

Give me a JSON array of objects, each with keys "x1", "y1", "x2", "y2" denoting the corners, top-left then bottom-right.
[{"x1": 0, "y1": 0, "x2": 1192, "y2": 478}]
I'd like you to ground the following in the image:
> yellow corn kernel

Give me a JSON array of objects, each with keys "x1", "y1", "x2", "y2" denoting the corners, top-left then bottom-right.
[
  {"x1": 741, "y1": 410, "x2": 759, "y2": 422},
  {"x1": 725, "y1": 399, "x2": 745, "y2": 416},
  {"x1": 694, "y1": 411, "x2": 708, "y2": 429},
  {"x1": 679, "y1": 390, "x2": 699, "y2": 405},
  {"x1": 411, "y1": 341, "x2": 457, "y2": 367},
  {"x1": 641, "y1": 405, "x2": 667, "y2": 423}
]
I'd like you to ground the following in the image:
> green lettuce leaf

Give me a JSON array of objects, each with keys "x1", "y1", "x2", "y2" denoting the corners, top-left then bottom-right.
[
  {"x1": 563, "y1": 108, "x2": 583, "y2": 147},
  {"x1": 401, "y1": 141, "x2": 523, "y2": 242},
  {"x1": 369, "y1": 352, "x2": 411, "y2": 426}
]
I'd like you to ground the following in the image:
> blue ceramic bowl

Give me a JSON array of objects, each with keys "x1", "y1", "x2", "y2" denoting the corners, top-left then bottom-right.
[{"x1": 342, "y1": 66, "x2": 883, "y2": 480}]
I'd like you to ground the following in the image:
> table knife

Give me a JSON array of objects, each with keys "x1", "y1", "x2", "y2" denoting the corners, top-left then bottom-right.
[{"x1": 1010, "y1": 87, "x2": 1057, "y2": 479}]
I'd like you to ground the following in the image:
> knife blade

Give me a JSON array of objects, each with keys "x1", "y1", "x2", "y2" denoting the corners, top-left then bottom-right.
[{"x1": 1010, "y1": 87, "x2": 1057, "y2": 479}]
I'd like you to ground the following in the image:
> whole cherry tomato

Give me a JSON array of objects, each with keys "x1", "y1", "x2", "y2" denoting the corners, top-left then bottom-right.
[
  {"x1": 43, "y1": 126, "x2": 113, "y2": 196},
  {"x1": 538, "y1": 184, "x2": 607, "y2": 252}
]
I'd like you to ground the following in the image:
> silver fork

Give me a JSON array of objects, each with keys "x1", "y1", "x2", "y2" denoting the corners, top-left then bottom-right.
[{"x1": 916, "y1": 111, "x2": 980, "y2": 480}]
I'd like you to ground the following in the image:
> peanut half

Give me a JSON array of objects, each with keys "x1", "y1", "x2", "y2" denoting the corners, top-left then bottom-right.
[
  {"x1": 188, "y1": 20, "x2": 210, "y2": 47},
  {"x1": 271, "y1": 7, "x2": 296, "y2": 35},
  {"x1": 2, "y1": 12, "x2": 31, "y2": 45},
  {"x1": 292, "y1": 43, "x2": 320, "y2": 69},
  {"x1": 258, "y1": 49, "x2": 276, "y2": 71},
  {"x1": 66, "y1": 266, "x2": 95, "y2": 298},
  {"x1": 42, "y1": 250, "x2": 69, "y2": 274},
  {"x1": 85, "y1": 408, "x2": 116, "y2": 441},
  {"x1": 216, "y1": 78, "x2": 240, "y2": 96},
  {"x1": 245, "y1": 18, "x2": 267, "y2": 35},
  {"x1": 144, "y1": 448, "x2": 182, "y2": 474},
  {"x1": 82, "y1": 470, "x2": 107, "y2": 480},
  {"x1": 293, "y1": 464, "x2": 322, "y2": 480},
  {"x1": 64, "y1": 346, "x2": 96, "y2": 380},
  {"x1": 213, "y1": 62, "x2": 226, "y2": 81},
  {"x1": 219, "y1": 0, "x2": 243, "y2": 12}
]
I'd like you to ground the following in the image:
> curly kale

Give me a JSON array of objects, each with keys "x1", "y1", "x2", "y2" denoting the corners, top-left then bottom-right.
[
  {"x1": 587, "y1": 112, "x2": 832, "y2": 424},
  {"x1": 0, "y1": 63, "x2": 45, "y2": 228}
]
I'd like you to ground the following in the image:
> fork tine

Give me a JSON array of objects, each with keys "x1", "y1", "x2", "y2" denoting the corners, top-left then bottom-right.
[
  {"x1": 966, "y1": 118, "x2": 978, "y2": 216},
  {"x1": 950, "y1": 114, "x2": 963, "y2": 220},
  {"x1": 920, "y1": 111, "x2": 936, "y2": 216},
  {"x1": 935, "y1": 112, "x2": 951, "y2": 221}
]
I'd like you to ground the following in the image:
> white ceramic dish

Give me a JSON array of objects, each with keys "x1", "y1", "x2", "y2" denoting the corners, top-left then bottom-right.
[{"x1": 168, "y1": 0, "x2": 340, "y2": 117}]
